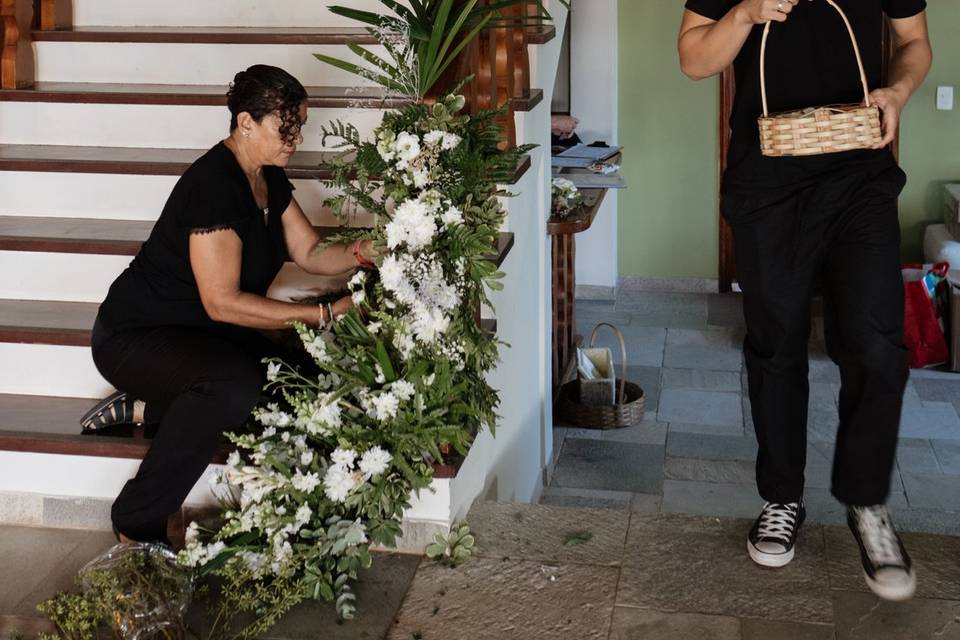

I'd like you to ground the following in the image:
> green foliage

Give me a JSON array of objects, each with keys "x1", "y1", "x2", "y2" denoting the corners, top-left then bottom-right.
[{"x1": 425, "y1": 522, "x2": 476, "y2": 567}]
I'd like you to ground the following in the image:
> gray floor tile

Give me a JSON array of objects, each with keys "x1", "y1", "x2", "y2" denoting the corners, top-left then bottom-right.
[
  {"x1": 629, "y1": 493, "x2": 662, "y2": 513},
  {"x1": 908, "y1": 366, "x2": 960, "y2": 380},
  {"x1": 661, "y1": 368, "x2": 741, "y2": 392},
  {"x1": 539, "y1": 487, "x2": 632, "y2": 510},
  {"x1": 912, "y1": 376, "x2": 960, "y2": 403},
  {"x1": 808, "y1": 359, "x2": 841, "y2": 383},
  {"x1": 661, "y1": 480, "x2": 762, "y2": 519},
  {"x1": 624, "y1": 365, "x2": 661, "y2": 412},
  {"x1": 902, "y1": 473, "x2": 960, "y2": 511},
  {"x1": 896, "y1": 438, "x2": 943, "y2": 475},
  {"x1": 552, "y1": 438, "x2": 664, "y2": 494},
  {"x1": 616, "y1": 292, "x2": 709, "y2": 330},
  {"x1": 663, "y1": 328, "x2": 744, "y2": 372},
  {"x1": 563, "y1": 418, "x2": 667, "y2": 446},
  {"x1": 892, "y1": 507, "x2": 960, "y2": 536},
  {"x1": 608, "y1": 608, "x2": 741, "y2": 640},
  {"x1": 669, "y1": 421, "x2": 745, "y2": 437},
  {"x1": 387, "y1": 558, "x2": 619, "y2": 640},
  {"x1": 467, "y1": 501, "x2": 629, "y2": 565},
  {"x1": 824, "y1": 525, "x2": 960, "y2": 600},
  {"x1": 740, "y1": 619, "x2": 835, "y2": 640},
  {"x1": 658, "y1": 388, "x2": 742, "y2": 428},
  {"x1": 932, "y1": 439, "x2": 960, "y2": 475},
  {"x1": 706, "y1": 293, "x2": 745, "y2": 330},
  {"x1": 619, "y1": 513, "x2": 833, "y2": 624},
  {"x1": 803, "y1": 489, "x2": 909, "y2": 528},
  {"x1": 899, "y1": 401, "x2": 960, "y2": 440},
  {"x1": 664, "y1": 457, "x2": 755, "y2": 485},
  {"x1": 666, "y1": 432, "x2": 758, "y2": 462},
  {"x1": 831, "y1": 591, "x2": 960, "y2": 640}
]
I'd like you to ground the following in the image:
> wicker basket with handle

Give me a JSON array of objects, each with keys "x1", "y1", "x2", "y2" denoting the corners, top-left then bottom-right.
[
  {"x1": 555, "y1": 322, "x2": 645, "y2": 429},
  {"x1": 758, "y1": 0, "x2": 882, "y2": 157}
]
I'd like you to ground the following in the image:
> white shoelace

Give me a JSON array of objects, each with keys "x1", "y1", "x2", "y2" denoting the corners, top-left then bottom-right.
[
  {"x1": 852, "y1": 505, "x2": 904, "y2": 567},
  {"x1": 756, "y1": 502, "x2": 800, "y2": 544}
]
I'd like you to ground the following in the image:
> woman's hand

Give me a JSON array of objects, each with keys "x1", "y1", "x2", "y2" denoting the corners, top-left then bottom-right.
[
  {"x1": 331, "y1": 294, "x2": 355, "y2": 319},
  {"x1": 734, "y1": 0, "x2": 799, "y2": 25},
  {"x1": 357, "y1": 239, "x2": 381, "y2": 265}
]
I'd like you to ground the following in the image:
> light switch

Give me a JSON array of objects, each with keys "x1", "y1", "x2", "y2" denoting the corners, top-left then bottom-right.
[{"x1": 937, "y1": 86, "x2": 955, "y2": 111}]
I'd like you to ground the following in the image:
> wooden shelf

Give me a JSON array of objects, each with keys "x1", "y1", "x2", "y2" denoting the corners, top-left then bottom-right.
[{"x1": 546, "y1": 188, "x2": 608, "y2": 235}]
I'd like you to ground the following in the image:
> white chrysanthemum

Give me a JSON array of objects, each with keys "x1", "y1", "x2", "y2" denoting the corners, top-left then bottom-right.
[
  {"x1": 323, "y1": 464, "x2": 357, "y2": 503},
  {"x1": 309, "y1": 398, "x2": 342, "y2": 433},
  {"x1": 291, "y1": 470, "x2": 321, "y2": 493},
  {"x1": 295, "y1": 504, "x2": 312, "y2": 526},
  {"x1": 394, "y1": 131, "x2": 421, "y2": 163},
  {"x1": 412, "y1": 169, "x2": 430, "y2": 189},
  {"x1": 331, "y1": 448, "x2": 357, "y2": 468},
  {"x1": 386, "y1": 199, "x2": 436, "y2": 250},
  {"x1": 359, "y1": 446, "x2": 393, "y2": 479},
  {"x1": 441, "y1": 132, "x2": 462, "y2": 150},
  {"x1": 440, "y1": 206, "x2": 464, "y2": 227},
  {"x1": 392, "y1": 379, "x2": 415, "y2": 401},
  {"x1": 372, "y1": 392, "x2": 399, "y2": 422},
  {"x1": 379, "y1": 255, "x2": 404, "y2": 291},
  {"x1": 423, "y1": 130, "x2": 444, "y2": 146},
  {"x1": 266, "y1": 361, "x2": 281, "y2": 382},
  {"x1": 410, "y1": 306, "x2": 451, "y2": 344}
]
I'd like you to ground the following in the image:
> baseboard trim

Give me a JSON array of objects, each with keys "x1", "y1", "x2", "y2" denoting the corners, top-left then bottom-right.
[
  {"x1": 618, "y1": 276, "x2": 719, "y2": 294},
  {"x1": 574, "y1": 285, "x2": 616, "y2": 301}
]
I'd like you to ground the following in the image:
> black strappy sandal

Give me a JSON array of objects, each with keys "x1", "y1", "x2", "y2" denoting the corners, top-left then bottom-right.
[{"x1": 79, "y1": 391, "x2": 139, "y2": 432}]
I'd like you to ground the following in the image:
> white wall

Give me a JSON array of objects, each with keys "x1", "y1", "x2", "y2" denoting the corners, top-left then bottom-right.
[{"x1": 569, "y1": 0, "x2": 619, "y2": 294}]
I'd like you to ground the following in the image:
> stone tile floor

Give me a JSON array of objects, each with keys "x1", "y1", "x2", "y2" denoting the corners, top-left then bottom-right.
[
  {"x1": 549, "y1": 291, "x2": 960, "y2": 536},
  {"x1": 3, "y1": 501, "x2": 960, "y2": 639}
]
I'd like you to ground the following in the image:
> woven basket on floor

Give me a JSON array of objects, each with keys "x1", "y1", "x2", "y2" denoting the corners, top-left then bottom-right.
[
  {"x1": 757, "y1": 0, "x2": 882, "y2": 157},
  {"x1": 555, "y1": 323, "x2": 645, "y2": 429}
]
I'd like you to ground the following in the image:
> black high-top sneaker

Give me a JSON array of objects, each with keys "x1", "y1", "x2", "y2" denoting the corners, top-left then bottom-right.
[
  {"x1": 848, "y1": 505, "x2": 916, "y2": 601},
  {"x1": 747, "y1": 501, "x2": 805, "y2": 567}
]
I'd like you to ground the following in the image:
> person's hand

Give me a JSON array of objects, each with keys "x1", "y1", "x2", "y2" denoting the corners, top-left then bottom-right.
[
  {"x1": 359, "y1": 239, "x2": 381, "y2": 263},
  {"x1": 735, "y1": 0, "x2": 799, "y2": 25},
  {"x1": 867, "y1": 87, "x2": 908, "y2": 149},
  {"x1": 331, "y1": 295, "x2": 355, "y2": 320}
]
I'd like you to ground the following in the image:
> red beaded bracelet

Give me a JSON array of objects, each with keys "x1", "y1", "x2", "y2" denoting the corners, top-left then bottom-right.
[{"x1": 353, "y1": 239, "x2": 376, "y2": 269}]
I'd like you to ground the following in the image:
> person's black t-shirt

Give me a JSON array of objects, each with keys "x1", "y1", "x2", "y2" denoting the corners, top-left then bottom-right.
[
  {"x1": 683, "y1": 0, "x2": 926, "y2": 194},
  {"x1": 98, "y1": 142, "x2": 294, "y2": 334}
]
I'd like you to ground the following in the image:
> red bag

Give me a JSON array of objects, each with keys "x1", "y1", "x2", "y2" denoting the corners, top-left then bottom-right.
[{"x1": 902, "y1": 262, "x2": 950, "y2": 368}]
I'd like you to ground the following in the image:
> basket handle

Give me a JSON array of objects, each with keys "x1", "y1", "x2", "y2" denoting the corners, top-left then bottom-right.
[
  {"x1": 588, "y1": 322, "x2": 627, "y2": 405},
  {"x1": 760, "y1": 0, "x2": 872, "y2": 117}
]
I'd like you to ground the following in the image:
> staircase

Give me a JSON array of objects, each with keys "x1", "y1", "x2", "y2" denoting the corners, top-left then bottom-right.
[{"x1": 0, "y1": 0, "x2": 567, "y2": 549}]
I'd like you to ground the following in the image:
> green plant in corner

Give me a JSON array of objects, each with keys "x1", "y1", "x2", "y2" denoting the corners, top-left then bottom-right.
[
  {"x1": 315, "y1": 0, "x2": 566, "y2": 100},
  {"x1": 425, "y1": 521, "x2": 476, "y2": 566}
]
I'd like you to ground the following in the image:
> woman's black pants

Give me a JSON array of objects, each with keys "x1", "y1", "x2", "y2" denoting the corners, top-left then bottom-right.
[
  {"x1": 91, "y1": 321, "x2": 282, "y2": 542},
  {"x1": 722, "y1": 164, "x2": 909, "y2": 508}
]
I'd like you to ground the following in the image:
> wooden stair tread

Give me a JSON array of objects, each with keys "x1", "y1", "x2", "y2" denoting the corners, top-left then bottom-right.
[
  {"x1": 32, "y1": 25, "x2": 555, "y2": 45},
  {"x1": 0, "y1": 82, "x2": 543, "y2": 112},
  {"x1": 0, "y1": 215, "x2": 514, "y2": 267},
  {"x1": 0, "y1": 144, "x2": 530, "y2": 183}
]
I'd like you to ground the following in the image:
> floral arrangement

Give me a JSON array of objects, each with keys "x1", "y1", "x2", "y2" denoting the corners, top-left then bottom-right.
[
  {"x1": 177, "y1": 92, "x2": 531, "y2": 632},
  {"x1": 551, "y1": 176, "x2": 583, "y2": 218}
]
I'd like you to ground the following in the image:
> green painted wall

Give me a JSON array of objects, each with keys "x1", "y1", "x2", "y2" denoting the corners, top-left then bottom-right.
[{"x1": 618, "y1": 1, "x2": 960, "y2": 279}]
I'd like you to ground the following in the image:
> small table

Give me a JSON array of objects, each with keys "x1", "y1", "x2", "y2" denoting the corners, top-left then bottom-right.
[{"x1": 547, "y1": 187, "x2": 609, "y2": 399}]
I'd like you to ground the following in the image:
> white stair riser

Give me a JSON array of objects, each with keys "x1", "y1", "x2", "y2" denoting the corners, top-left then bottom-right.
[
  {"x1": 0, "y1": 103, "x2": 386, "y2": 152},
  {"x1": 72, "y1": 0, "x2": 390, "y2": 27},
  {"x1": 0, "y1": 251, "x2": 129, "y2": 302},
  {"x1": 0, "y1": 344, "x2": 112, "y2": 397},
  {"x1": 0, "y1": 174, "x2": 341, "y2": 222},
  {"x1": 36, "y1": 43, "x2": 388, "y2": 86}
]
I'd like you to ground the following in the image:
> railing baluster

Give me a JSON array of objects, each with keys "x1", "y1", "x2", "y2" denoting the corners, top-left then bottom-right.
[
  {"x1": 1, "y1": 0, "x2": 35, "y2": 89},
  {"x1": 38, "y1": 0, "x2": 55, "y2": 30}
]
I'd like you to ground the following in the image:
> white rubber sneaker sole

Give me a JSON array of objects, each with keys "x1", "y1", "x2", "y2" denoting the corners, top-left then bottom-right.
[
  {"x1": 747, "y1": 539, "x2": 795, "y2": 568},
  {"x1": 864, "y1": 569, "x2": 917, "y2": 602}
]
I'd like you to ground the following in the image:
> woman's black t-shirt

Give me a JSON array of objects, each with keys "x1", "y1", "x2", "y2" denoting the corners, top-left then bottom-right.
[
  {"x1": 683, "y1": 0, "x2": 926, "y2": 194},
  {"x1": 98, "y1": 142, "x2": 294, "y2": 333}
]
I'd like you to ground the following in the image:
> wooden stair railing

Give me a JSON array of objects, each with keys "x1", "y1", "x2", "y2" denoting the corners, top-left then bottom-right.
[{"x1": 1, "y1": 0, "x2": 57, "y2": 89}]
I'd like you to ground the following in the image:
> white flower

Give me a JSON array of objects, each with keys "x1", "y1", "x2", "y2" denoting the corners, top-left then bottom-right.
[
  {"x1": 352, "y1": 289, "x2": 366, "y2": 305},
  {"x1": 371, "y1": 392, "x2": 399, "y2": 422},
  {"x1": 291, "y1": 470, "x2": 321, "y2": 493},
  {"x1": 412, "y1": 168, "x2": 430, "y2": 189},
  {"x1": 309, "y1": 397, "x2": 342, "y2": 433},
  {"x1": 348, "y1": 270, "x2": 367, "y2": 289},
  {"x1": 392, "y1": 379, "x2": 415, "y2": 401},
  {"x1": 266, "y1": 362, "x2": 281, "y2": 382},
  {"x1": 441, "y1": 132, "x2": 462, "y2": 150},
  {"x1": 440, "y1": 206, "x2": 463, "y2": 227},
  {"x1": 376, "y1": 129, "x2": 397, "y2": 161},
  {"x1": 331, "y1": 448, "x2": 357, "y2": 468},
  {"x1": 295, "y1": 504, "x2": 312, "y2": 526},
  {"x1": 423, "y1": 130, "x2": 444, "y2": 146},
  {"x1": 367, "y1": 321, "x2": 382, "y2": 335},
  {"x1": 424, "y1": 373, "x2": 436, "y2": 386},
  {"x1": 302, "y1": 333, "x2": 330, "y2": 362},
  {"x1": 375, "y1": 363, "x2": 386, "y2": 384},
  {"x1": 379, "y1": 255, "x2": 405, "y2": 291},
  {"x1": 185, "y1": 522, "x2": 200, "y2": 545},
  {"x1": 386, "y1": 199, "x2": 436, "y2": 250},
  {"x1": 226, "y1": 451, "x2": 241, "y2": 468},
  {"x1": 323, "y1": 465, "x2": 358, "y2": 503},
  {"x1": 359, "y1": 446, "x2": 393, "y2": 479},
  {"x1": 300, "y1": 450, "x2": 314, "y2": 466},
  {"x1": 394, "y1": 131, "x2": 421, "y2": 163}
]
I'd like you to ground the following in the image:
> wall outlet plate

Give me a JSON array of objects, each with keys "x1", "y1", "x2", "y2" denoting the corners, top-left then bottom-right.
[{"x1": 937, "y1": 86, "x2": 954, "y2": 111}]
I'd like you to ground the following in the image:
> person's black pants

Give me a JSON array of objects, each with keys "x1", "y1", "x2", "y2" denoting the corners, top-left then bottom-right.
[
  {"x1": 722, "y1": 164, "x2": 909, "y2": 507},
  {"x1": 91, "y1": 320, "x2": 287, "y2": 542}
]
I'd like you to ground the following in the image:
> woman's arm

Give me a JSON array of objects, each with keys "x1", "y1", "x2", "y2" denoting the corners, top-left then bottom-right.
[
  {"x1": 678, "y1": 0, "x2": 798, "y2": 81},
  {"x1": 868, "y1": 12, "x2": 933, "y2": 148},
  {"x1": 189, "y1": 229, "x2": 352, "y2": 329},
  {"x1": 280, "y1": 197, "x2": 377, "y2": 276}
]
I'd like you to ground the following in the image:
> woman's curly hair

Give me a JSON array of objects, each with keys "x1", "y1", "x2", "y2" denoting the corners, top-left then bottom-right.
[{"x1": 227, "y1": 65, "x2": 308, "y2": 146}]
